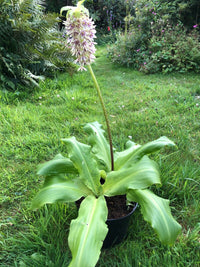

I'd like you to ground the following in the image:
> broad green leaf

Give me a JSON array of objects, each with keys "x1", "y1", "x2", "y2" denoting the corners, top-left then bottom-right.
[
  {"x1": 84, "y1": 122, "x2": 111, "y2": 172},
  {"x1": 127, "y1": 189, "x2": 182, "y2": 245},
  {"x1": 103, "y1": 156, "x2": 161, "y2": 196},
  {"x1": 68, "y1": 195, "x2": 108, "y2": 267},
  {"x1": 62, "y1": 137, "x2": 101, "y2": 195},
  {"x1": 43, "y1": 173, "x2": 69, "y2": 187},
  {"x1": 37, "y1": 154, "x2": 78, "y2": 176},
  {"x1": 115, "y1": 136, "x2": 176, "y2": 170},
  {"x1": 31, "y1": 179, "x2": 91, "y2": 210},
  {"x1": 114, "y1": 141, "x2": 141, "y2": 170}
]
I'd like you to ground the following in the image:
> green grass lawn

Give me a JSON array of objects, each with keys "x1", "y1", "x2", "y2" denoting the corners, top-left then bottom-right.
[{"x1": 0, "y1": 46, "x2": 200, "y2": 266}]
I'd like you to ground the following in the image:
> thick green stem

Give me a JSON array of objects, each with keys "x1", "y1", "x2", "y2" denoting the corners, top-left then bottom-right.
[{"x1": 88, "y1": 64, "x2": 114, "y2": 171}]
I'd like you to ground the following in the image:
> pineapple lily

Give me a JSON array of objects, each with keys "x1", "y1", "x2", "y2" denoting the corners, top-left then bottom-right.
[
  {"x1": 62, "y1": 0, "x2": 96, "y2": 71},
  {"x1": 32, "y1": 2, "x2": 182, "y2": 267}
]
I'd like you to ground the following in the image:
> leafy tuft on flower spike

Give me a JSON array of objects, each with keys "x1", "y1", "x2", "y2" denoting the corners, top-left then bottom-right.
[{"x1": 61, "y1": 1, "x2": 96, "y2": 71}]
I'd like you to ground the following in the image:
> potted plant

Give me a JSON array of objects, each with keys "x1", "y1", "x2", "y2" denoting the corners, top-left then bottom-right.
[{"x1": 32, "y1": 1, "x2": 182, "y2": 267}]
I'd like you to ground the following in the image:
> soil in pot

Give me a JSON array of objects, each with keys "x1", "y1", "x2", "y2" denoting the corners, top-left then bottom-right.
[
  {"x1": 103, "y1": 195, "x2": 137, "y2": 248},
  {"x1": 105, "y1": 195, "x2": 134, "y2": 219}
]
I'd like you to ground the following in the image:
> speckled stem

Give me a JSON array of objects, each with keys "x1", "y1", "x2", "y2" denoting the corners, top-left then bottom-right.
[{"x1": 88, "y1": 64, "x2": 114, "y2": 171}]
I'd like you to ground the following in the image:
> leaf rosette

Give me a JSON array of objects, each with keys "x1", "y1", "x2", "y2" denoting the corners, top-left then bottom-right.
[{"x1": 32, "y1": 122, "x2": 182, "y2": 267}]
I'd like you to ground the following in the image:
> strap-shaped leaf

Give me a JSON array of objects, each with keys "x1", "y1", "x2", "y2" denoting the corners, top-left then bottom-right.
[
  {"x1": 62, "y1": 137, "x2": 101, "y2": 195},
  {"x1": 37, "y1": 154, "x2": 78, "y2": 176},
  {"x1": 114, "y1": 141, "x2": 141, "y2": 170},
  {"x1": 84, "y1": 122, "x2": 111, "y2": 172},
  {"x1": 103, "y1": 156, "x2": 161, "y2": 196},
  {"x1": 68, "y1": 195, "x2": 108, "y2": 267},
  {"x1": 31, "y1": 179, "x2": 91, "y2": 210},
  {"x1": 43, "y1": 173, "x2": 70, "y2": 187},
  {"x1": 115, "y1": 136, "x2": 175, "y2": 170},
  {"x1": 127, "y1": 189, "x2": 182, "y2": 245}
]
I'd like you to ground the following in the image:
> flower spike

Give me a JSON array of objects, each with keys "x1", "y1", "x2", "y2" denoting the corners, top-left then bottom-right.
[{"x1": 62, "y1": 1, "x2": 96, "y2": 71}]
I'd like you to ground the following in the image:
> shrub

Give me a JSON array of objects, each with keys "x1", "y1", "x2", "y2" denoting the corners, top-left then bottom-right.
[
  {"x1": 107, "y1": 29, "x2": 148, "y2": 68},
  {"x1": 0, "y1": 0, "x2": 73, "y2": 92},
  {"x1": 143, "y1": 25, "x2": 200, "y2": 73},
  {"x1": 108, "y1": 0, "x2": 200, "y2": 73}
]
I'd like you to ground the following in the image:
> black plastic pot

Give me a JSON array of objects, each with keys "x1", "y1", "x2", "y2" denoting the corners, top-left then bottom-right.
[{"x1": 103, "y1": 203, "x2": 138, "y2": 249}]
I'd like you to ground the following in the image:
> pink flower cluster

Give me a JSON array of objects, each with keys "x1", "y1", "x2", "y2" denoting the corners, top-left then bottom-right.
[{"x1": 64, "y1": 13, "x2": 96, "y2": 71}]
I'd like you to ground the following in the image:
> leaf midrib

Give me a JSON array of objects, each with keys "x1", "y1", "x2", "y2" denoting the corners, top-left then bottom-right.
[
  {"x1": 74, "y1": 141, "x2": 98, "y2": 194},
  {"x1": 77, "y1": 197, "x2": 98, "y2": 266}
]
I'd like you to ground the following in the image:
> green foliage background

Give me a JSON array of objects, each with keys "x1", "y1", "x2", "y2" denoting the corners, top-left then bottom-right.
[
  {"x1": 45, "y1": 0, "x2": 200, "y2": 29},
  {"x1": 1, "y1": 0, "x2": 200, "y2": 91},
  {"x1": 108, "y1": 0, "x2": 200, "y2": 73},
  {"x1": 0, "y1": 0, "x2": 73, "y2": 92}
]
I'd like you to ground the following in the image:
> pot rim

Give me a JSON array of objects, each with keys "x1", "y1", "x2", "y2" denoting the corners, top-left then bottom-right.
[{"x1": 107, "y1": 202, "x2": 138, "y2": 222}]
